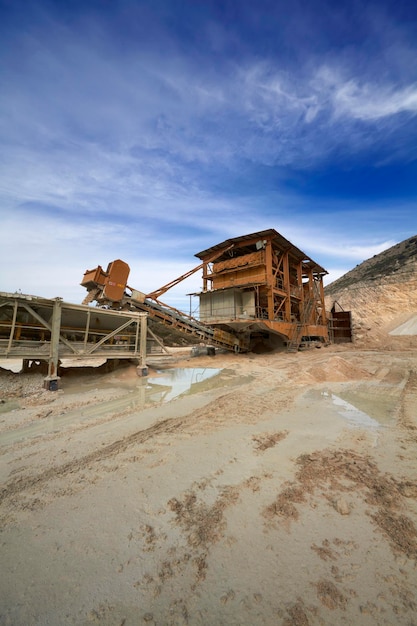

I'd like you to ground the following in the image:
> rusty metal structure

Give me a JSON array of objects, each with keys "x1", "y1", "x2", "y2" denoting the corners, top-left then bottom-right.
[
  {"x1": 0, "y1": 230, "x2": 334, "y2": 390},
  {"x1": 81, "y1": 262, "x2": 247, "y2": 353},
  {"x1": 80, "y1": 229, "x2": 330, "y2": 352},
  {"x1": 0, "y1": 292, "x2": 148, "y2": 389},
  {"x1": 196, "y1": 230, "x2": 329, "y2": 350},
  {"x1": 328, "y1": 302, "x2": 353, "y2": 343}
]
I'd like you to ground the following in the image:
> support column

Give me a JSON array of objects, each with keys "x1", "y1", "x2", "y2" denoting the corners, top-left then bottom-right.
[
  {"x1": 203, "y1": 261, "x2": 208, "y2": 291},
  {"x1": 44, "y1": 298, "x2": 62, "y2": 390},
  {"x1": 7, "y1": 300, "x2": 18, "y2": 354},
  {"x1": 283, "y1": 251, "x2": 291, "y2": 322},
  {"x1": 265, "y1": 240, "x2": 274, "y2": 320},
  {"x1": 303, "y1": 269, "x2": 314, "y2": 325},
  {"x1": 319, "y1": 278, "x2": 328, "y2": 328},
  {"x1": 136, "y1": 313, "x2": 148, "y2": 377}
]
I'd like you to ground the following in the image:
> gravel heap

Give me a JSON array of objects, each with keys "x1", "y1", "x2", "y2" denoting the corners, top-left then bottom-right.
[{"x1": 0, "y1": 370, "x2": 46, "y2": 399}]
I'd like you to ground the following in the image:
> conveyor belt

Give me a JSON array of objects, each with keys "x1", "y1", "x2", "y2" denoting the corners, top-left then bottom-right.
[
  {"x1": 80, "y1": 260, "x2": 249, "y2": 352},
  {"x1": 126, "y1": 295, "x2": 246, "y2": 352}
]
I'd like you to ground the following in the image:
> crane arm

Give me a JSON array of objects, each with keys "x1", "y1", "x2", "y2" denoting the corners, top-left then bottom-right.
[{"x1": 145, "y1": 243, "x2": 234, "y2": 300}]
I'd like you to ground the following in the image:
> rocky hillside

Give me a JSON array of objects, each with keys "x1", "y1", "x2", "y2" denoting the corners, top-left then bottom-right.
[{"x1": 325, "y1": 235, "x2": 417, "y2": 348}]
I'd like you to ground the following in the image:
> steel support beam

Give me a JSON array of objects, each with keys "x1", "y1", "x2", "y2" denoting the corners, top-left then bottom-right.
[
  {"x1": 44, "y1": 298, "x2": 62, "y2": 389},
  {"x1": 0, "y1": 293, "x2": 150, "y2": 389}
]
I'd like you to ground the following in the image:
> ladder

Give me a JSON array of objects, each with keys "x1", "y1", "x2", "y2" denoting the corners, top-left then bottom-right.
[{"x1": 287, "y1": 297, "x2": 315, "y2": 353}]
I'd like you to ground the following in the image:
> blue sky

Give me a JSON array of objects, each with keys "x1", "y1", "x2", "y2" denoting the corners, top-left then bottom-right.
[{"x1": 1, "y1": 0, "x2": 416, "y2": 313}]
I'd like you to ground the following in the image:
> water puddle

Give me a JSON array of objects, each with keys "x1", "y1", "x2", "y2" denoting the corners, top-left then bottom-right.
[
  {"x1": 0, "y1": 368, "x2": 241, "y2": 446},
  {"x1": 148, "y1": 367, "x2": 222, "y2": 401},
  {"x1": 321, "y1": 391, "x2": 380, "y2": 429},
  {"x1": 334, "y1": 386, "x2": 398, "y2": 424},
  {"x1": 306, "y1": 381, "x2": 398, "y2": 429}
]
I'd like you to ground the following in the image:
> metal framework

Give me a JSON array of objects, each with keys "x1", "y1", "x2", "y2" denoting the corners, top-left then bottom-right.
[
  {"x1": 81, "y1": 263, "x2": 248, "y2": 352},
  {"x1": 0, "y1": 292, "x2": 148, "y2": 388},
  {"x1": 195, "y1": 229, "x2": 329, "y2": 350},
  {"x1": 79, "y1": 229, "x2": 332, "y2": 353}
]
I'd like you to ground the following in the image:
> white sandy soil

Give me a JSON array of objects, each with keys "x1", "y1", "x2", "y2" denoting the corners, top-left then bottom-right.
[{"x1": 0, "y1": 344, "x2": 416, "y2": 626}]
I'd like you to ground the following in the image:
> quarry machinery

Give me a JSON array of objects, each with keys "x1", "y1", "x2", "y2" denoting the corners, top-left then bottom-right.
[
  {"x1": 81, "y1": 255, "x2": 250, "y2": 353},
  {"x1": 81, "y1": 229, "x2": 330, "y2": 353}
]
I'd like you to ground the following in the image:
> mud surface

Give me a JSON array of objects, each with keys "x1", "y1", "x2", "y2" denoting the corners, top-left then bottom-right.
[{"x1": 0, "y1": 345, "x2": 416, "y2": 625}]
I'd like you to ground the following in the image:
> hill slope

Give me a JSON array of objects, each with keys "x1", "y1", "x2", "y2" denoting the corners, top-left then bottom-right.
[{"x1": 325, "y1": 235, "x2": 417, "y2": 348}]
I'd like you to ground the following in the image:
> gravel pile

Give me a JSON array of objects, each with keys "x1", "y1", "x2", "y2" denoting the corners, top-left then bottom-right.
[{"x1": 0, "y1": 370, "x2": 45, "y2": 399}]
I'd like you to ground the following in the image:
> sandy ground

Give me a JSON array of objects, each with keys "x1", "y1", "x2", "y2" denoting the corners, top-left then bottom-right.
[{"x1": 0, "y1": 344, "x2": 416, "y2": 626}]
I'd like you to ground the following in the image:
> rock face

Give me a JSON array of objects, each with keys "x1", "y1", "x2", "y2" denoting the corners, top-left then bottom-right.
[{"x1": 324, "y1": 235, "x2": 417, "y2": 349}]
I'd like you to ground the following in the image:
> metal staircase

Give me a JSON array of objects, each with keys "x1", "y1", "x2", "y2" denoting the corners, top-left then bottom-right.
[{"x1": 287, "y1": 297, "x2": 315, "y2": 353}]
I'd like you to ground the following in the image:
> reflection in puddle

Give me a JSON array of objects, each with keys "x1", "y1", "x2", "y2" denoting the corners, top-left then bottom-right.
[
  {"x1": 149, "y1": 367, "x2": 221, "y2": 402},
  {"x1": 322, "y1": 391, "x2": 380, "y2": 429},
  {"x1": 0, "y1": 368, "x2": 226, "y2": 446},
  {"x1": 335, "y1": 386, "x2": 397, "y2": 424}
]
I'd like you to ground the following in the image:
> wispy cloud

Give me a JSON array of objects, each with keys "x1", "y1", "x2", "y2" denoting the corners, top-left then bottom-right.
[
  {"x1": 1, "y1": 1, "x2": 416, "y2": 305},
  {"x1": 3, "y1": 17, "x2": 417, "y2": 181},
  {"x1": 315, "y1": 66, "x2": 417, "y2": 120}
]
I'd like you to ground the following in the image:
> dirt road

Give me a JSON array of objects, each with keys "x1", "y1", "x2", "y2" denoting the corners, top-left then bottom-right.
[{"x1": 1, "y1": 345, "x2": 416, "y2": 625}]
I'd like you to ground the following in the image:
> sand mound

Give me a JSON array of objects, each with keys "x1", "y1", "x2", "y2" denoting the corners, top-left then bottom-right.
[{"x1": 305, "y1": 356, "x2": 372, "y2": 383}]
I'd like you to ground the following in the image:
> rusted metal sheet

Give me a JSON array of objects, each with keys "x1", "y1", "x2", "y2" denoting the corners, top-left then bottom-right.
[
  {"x1": 81, "y1": 260, "x2": 130, "y2": 303},
  {"x1": 213, "y1": 250, "x2": 265, "y2": 273},
  {"x1": 102, "y1": 260, "x2": 130, "y2": 302},
  {"x1": 330, "y1": 311, "x2": 353, "y2": 343}
]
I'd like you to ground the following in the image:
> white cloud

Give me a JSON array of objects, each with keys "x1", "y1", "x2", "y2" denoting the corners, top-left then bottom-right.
[
  {"x1": 2, "y1": 23, "x2": 417, "y2": 198},
  {"x1": 1, "y1": 193, "x2": 404, "y2": 307},
  {"x1": 1, "y1": 3, "x2": 417, "y2": 314},
  {"x1": 325, "y1": 75, "x2": 417, "y2": 121},
  {"x1": 300, "y1": 236, "x2": 398, "y2": 261},
  {"x1": 323, "y1": 268, "x2": 352, "y2": 287}
]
